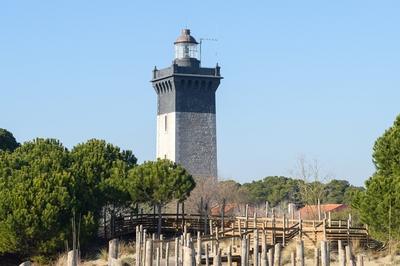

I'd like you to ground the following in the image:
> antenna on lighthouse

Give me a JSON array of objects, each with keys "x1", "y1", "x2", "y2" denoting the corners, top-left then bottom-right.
[{"x1": 199, "y1": 37, "x2": 218, "y2": 66}]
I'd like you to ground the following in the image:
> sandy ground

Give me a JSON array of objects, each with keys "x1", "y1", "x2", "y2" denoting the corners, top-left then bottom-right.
[
  {"x1": 58, "y1": 240, "x2": 400, "y2": 266},
  {"x1": 77, "y1": 254, "x2": 400, "y2": 266}
]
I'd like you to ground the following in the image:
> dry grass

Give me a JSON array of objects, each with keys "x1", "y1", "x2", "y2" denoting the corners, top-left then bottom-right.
[
  {"x1": 281, "y1": 241, "x2": 297, "y2": 264},
  {"x1": 120, "y1": 256, "x2": 135, "y2": 265},
  {"x1": 53, "y1": 253, "x2": 68, "y2": 266},
  {"x1": 97, "y1": 247, "x2": 108, "y2": 261},
  {"x1": 119, "y1": 241, "x2": 136, "y2": 256}
]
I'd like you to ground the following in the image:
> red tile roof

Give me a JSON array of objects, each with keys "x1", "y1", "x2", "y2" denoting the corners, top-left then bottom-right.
[
  {"x1": 210, "y1": 203, "x2": 238, "y2": 216},
  {"x1": 299, "y1": 204, "x2": 348, "y2": 219}
]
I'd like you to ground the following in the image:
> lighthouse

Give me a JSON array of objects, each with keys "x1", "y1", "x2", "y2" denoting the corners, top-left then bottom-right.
[{"x1": 151, "y1": 29, "x2": 222, "y2": 178}]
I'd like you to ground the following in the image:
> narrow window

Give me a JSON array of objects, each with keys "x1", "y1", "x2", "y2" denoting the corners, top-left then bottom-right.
[{"x1": 164, "y1": 115, "x2": 168, "y2": 132}]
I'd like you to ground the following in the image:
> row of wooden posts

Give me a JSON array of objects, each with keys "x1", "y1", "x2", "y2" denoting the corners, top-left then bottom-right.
[
  {"x1": 103, "y1": 200, "x2": 348, "y2": 240},
  {"x1": 100, "y1": 225, "x2": 366, "y2": 266}
]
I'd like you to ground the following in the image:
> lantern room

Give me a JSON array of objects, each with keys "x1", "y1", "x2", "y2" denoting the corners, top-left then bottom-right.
[{"x1": 174, "y1": 29, "x2": 199, "y2": 60}]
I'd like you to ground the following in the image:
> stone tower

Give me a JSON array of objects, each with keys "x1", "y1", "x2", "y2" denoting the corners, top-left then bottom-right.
[{"x1": 151, "y1": 29, "x2": 222, "y2": 178}]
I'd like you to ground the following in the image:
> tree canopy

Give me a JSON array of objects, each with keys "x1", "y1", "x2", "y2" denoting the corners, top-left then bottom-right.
[
  {"x1": 0, "y1": 137, "x2": 139, "y2": 257},
  {"x1": 127, "y1": 159, "x2": 195, "y2": 205},
  {"x1": 126, "y1": 159, "x2": 195, "y2": 236},
  {"x1": 0, "y1": 139, "x2": 73, "y2": 255},
  {"x1": 239, "y1": 176, "x2": 362, "y2": 208},
  {"x1": 354, "y1": 115, "x2": 400, "y2": 241},
  {"x1": 242, "y1": 176, "x2": 302, "y2": 206},
  {"x1": 69, "y1": 139, "x2": 137, "y2": 241},
  {"x1": 0, "y1": 128, "x2": 19, "y2": 152}
]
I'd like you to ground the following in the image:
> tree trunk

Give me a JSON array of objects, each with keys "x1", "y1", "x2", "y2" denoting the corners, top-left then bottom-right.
[
  {"x1": 104, "y1": 208, "x2": 107, "y2": 239},
  {"x1": 153, "y1": 204, "x2": 156, "y2": 233},
  {"x1": 181, "y1": 201, "x2": 185, "y2": 229},
  {"x1": 158, "y1": 203, "x2": 162, "y2": 237},
  {"x1": 176, "y1": 201, "x2": 180, "y2": 231}
]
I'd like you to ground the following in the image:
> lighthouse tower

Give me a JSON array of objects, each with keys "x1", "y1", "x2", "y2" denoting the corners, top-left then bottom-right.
[{"x1": 151, "y1": 29, "x2": 222, "y2": 178}]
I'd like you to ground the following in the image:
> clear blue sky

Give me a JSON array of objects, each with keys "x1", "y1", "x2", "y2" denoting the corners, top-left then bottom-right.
[{"x1": 1, "y1": 1, "x2": 399, "y2": 186}]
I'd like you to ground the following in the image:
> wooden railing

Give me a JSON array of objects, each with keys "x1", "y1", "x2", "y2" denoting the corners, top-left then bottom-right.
[{"x1": 99, "y1": 212, "x2": 382, "y2": 250}]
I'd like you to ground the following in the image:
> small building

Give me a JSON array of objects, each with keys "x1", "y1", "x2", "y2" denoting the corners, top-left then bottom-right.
[
  {"x1": 299, "y1": 203, "x2": 348, "y2": 220},
  {"x1": 210, "y1": 203, "x2": 240, "y2": 217}
]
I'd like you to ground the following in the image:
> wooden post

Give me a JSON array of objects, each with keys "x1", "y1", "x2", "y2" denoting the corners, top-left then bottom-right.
[
  {"x1": 136, "y1": 226, "x2": 141, "y2": 266},
  {"x1": 254, "y1": 229, "x2": 259, "y2": 266},
  {"x1": 314, "y1": 247, "x2": 319, "y2": 266},
  {"x1": 186, "y1": 233, "x2": 191, "y2": 248},
  {"x1": 241, "y1": 235, "x2": 248, "y2": 266},
  {"x1": 282, "y1": 214, "x2": 286, "y2": 246},
  {"x1": 227, "y1": 245, "x2": 233, "y2": 266},
  {"x1": 183, "y1": 246, "x2": 194, "y2": 266},
  {"x1": 320, "y1": 241, "x2": 327, "y2": 266},
  {"x1": 274, "y1": 243, "x2": 281, "y2": 266},
  {"x1": 204, "y1": 202, "x2": 209, "y2": 235},
  {"x1": 214, "y1": 248, "x2": 221, "y2": 266},
  {"x1": 238, "y1": 218, "x2": 242, "y2": 235},
  {"x1": 327, "y1": 241, "x2": 331, "y2": 266},
  {"x1": 196, "y1": 231, "x2": 201, "y2": 266},
  {"x1": 323, "y1": 219, "x2": 327, "y2": 241},
  {"x1": 345, "y1": 245, "x2": 352, "y2": 266},
  {"x1": 296, "y1": 240, "x2": 304, "y2": 266},
  {"x1": 338, "y1": 240, "x2": 345, "y2": 266},
  {"x1": 261, "y1": 231, "x2": 267, "y2": 266},
  {"x1": 214, "y1": 239, "x2": 219, "y2": 263},
  {"x1": 156, "y1": 247, "x2": 161, "y2": 266},
  {"x1": 175, "y1": 237, "x2": 179, "y2": 266},
  {"x1": 108, "y1": 239, "x2": 119, "y2": 266},
  {"x1": 67, "y1": 250, "x2": 78, "y2": 266},
  {"x1": 291, "y1": 251, "x2": 296, "y2": 266},
  {"x1": 143, "y1": 230, "x2": 147, "y2": 265},
  {"x1": 245, "y1": 204, "x2": 249, "y2": 233},
  {"x1": 299, "y1": 218, "x2": 303, "y2": 240},
  {"x1": 289, "y1": 203, "x2": 296, "y2": 220},
  {"x1": 317, "y1": 198, "x2": 321, "y2": 221},
  {"x1": 231, "y1": 223, "x2": 235, "y2": 245},
  {"x1": 181, "y1": 235, "x2": 185, "y2": 265},
  {"x1": 209, "y1": 220, "x2": 213, "y2": 251},
  {"x1": 254, "y1": 211, "x2": 258, "y2": 229},
  {"x1": 160, "y1": 235, "x2": 164, "y2": 261},
  {"x1": 272, "y1": 210, "x2": 276, "y2": 245},
  {"x1": 357, "y1": 255, "x2": 364, "y2": 266},
  {"x1": 145, "y1": 239, "x2": 153, "y2": 266},
  {"x1": 268, "y1": 248, "x2": 274, "y2": 266},
  {"x1": 265, "y1": 201, "x2": 269, "y2": 218},
  {"x1": 165, "y1": 242, "x2": 170, "y2": 266},
  {"x1": 200, "y1": 197, "x2": 204, "y2": 233},
  {"x1": 205, "y1": 243, "x2": 210, "y2": 266},
  {"x1": 328, "y1": 212, "x2": 331, "y2": 227},
  {"x1": 347, "y1": 219, "x2": 350, "y2": 247}
]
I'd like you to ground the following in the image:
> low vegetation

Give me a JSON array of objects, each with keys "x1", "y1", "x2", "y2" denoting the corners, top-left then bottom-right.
[{"x1": 0, "y1": 133, "x2": 194, "y2": 261}]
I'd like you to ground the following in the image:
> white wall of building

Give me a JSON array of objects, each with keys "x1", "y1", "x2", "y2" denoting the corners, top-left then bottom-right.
[{"x1": 156, "y1": 112, "x2": 176, "y2": 161}]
